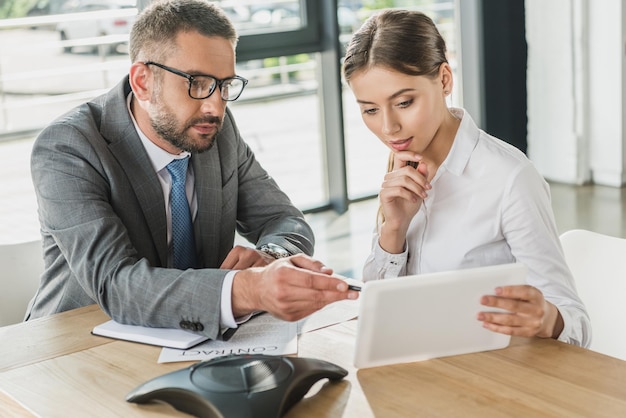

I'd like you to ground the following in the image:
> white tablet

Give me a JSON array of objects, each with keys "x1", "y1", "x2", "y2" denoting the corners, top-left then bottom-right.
[{"x1": 354, "y1": 262, "x2": 527, "y2": 369}]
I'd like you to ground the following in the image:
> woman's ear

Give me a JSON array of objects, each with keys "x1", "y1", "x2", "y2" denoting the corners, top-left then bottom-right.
[
  {"x1": 129, "y1": 62, "x2": 152, "y2": 101},
  {"x1": 439, "y1": 62, "x2": 453, "y2": 96}
]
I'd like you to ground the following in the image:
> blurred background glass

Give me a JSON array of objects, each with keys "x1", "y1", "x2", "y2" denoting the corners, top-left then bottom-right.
[{"x1": 0, "y1": 0, "x2": 458, "y2": 212}]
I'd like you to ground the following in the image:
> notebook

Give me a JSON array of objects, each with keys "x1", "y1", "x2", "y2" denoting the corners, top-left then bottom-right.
[
  {"x1": 92, "y1": 320, "x2": 210, "y2": 349},
  {"x1": 354, "y1": 262, "x2": 527, "y2": 369}
]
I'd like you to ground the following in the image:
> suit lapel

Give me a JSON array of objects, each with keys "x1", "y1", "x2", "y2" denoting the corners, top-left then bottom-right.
[{"x1": 101, "y1": 78, "x2": 169, "y2": 266}]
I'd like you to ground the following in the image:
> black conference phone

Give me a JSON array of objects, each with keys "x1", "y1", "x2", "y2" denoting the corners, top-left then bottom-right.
[{"x1": 126, "y1": 354, "x2": 348, "y2": 417}]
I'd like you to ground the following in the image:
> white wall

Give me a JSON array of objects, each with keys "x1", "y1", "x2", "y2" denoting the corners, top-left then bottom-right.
[
  {"x1": 526, "y1": 0, "x2": 625, "y2": 187},
  {"x1": 588, "y1": 0, "x2": 626, "y2": 186}
]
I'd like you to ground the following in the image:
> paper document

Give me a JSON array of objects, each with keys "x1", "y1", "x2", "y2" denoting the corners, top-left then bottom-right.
[
  {"x1": 297, "y1": 298, "x2": 360, "y2": 334},
  {"x1": 158, "y1": 313, "x2": 297, "y2": 363}
]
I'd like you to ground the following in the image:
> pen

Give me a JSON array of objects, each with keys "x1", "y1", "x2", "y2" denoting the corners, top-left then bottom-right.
[
  {"x1": 221, "y1": 326, "x2": 238, "y2": 341},
  {"x1": 221, "y1": 311, "x2": 265, "y2": 341},
  {"x1": 338, "y1": 274, "x2": 362, "y2": 292}
]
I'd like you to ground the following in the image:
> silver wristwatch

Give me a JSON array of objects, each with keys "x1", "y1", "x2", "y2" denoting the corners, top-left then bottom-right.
[{"x1": 259, "y1": 243, "x2": 291, "y2": 259}]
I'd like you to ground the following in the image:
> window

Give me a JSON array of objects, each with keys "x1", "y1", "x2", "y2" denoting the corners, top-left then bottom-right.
[{"x1": 0, "y1": 0, "x2": 460, "y2": 214}]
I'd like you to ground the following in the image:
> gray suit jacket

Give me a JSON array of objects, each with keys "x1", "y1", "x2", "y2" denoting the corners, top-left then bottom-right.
[{"x1": 27, "y1": 77, "x2": 314, "y2": 338}]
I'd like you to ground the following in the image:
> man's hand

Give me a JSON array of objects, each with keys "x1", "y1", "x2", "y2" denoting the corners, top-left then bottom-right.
[
  {"x1": 230, "y1": 254, "x2": 359, "y2": 321},
  {"x1": 220, "y1": 245, "x2": 275, "y2": 269}
]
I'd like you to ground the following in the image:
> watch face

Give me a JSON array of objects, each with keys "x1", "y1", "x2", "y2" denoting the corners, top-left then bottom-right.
[{"x1": 261, "y1": 244, "x2": 290, "y2": 258}]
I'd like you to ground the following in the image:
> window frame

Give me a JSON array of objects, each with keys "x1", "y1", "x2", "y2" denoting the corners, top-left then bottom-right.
[
  {"x1": 235, "y1": 0, "x2": 348, "y2": 213},
  {"x1": 235, "y1": 1, "x2": 324, "y2": 62}
]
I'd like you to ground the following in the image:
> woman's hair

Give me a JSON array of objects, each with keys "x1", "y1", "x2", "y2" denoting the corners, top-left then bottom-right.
[
  {"x1": 343, "y1": 9, "x2": 448, "y2": 229},
  {"x1": 343, "y1": 9, "x2": 448, "y2": 83},
  {"x1": 129, "y1": 0, "x2": 238, "y2": 63},
  {"x1": 375, "y1": 152, "x2": 396, "y2": 229}
]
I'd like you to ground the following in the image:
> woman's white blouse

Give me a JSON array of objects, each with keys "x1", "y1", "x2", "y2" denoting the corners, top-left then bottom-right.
[{"x1": 363, "y1": 108, "x2": 591, "y2": 347}]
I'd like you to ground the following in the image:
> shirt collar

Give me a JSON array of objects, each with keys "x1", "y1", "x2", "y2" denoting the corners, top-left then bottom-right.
[{"x1": 439, "y1": 107, "x2": 481, "y2": 176}]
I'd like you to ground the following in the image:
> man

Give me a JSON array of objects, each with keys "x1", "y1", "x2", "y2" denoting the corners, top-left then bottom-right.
[{"x1": 26, "y1": 0, "x2": 357, "y2": 339}]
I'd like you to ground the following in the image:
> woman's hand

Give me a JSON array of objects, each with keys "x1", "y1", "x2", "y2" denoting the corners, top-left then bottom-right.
[
  {"x1": 478, "y1": 285, "x2": 564, "y2": 339},
  {"x1": 378, "y1": 152, "x2": 431, "y2": 253}
]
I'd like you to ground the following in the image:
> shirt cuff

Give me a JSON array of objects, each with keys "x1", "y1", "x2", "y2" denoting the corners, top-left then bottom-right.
[
  {"x1": 374, "y1": 240, "x2": 408, "y2": 278},
  {"x1": 220, "y1": 270, "x2": 259, "y2": 330},
  {"x1": 554, "y1": 305, "x2": 587, "y2": 347},
  {"x1": 220, "y1": 270, "x2": 239, "y2": 329}
]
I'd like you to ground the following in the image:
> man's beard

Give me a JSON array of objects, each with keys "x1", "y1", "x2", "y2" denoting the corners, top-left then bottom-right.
[{"x1": 150, "y1": 102, "x2": 222, "y2": 154}]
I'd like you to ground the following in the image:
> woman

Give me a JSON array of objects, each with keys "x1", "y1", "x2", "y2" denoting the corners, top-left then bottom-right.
[{"x1": 343, "y1": 9, "x2": 590, "y2": 346}]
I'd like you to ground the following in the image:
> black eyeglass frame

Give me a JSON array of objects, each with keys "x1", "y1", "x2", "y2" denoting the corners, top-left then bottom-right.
[{"x1": 143, "y1": 61, "x2": 248, "y2": 101}]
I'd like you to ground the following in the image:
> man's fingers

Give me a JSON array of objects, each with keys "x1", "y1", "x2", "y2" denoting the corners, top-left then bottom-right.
[
  {"x1": 270, "y1": 289, "x2": 358, "y2": 321},
  {"x1": 287, "y1": 253, "x2": 333, "y2": 274},
  {"x1": 272, "y1": 261, "x2": 350, "y2": 292}
]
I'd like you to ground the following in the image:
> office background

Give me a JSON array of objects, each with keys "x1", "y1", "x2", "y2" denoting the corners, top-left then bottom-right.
[{"x1": 1, "y1": 0, "x2": 625, "y2": 276}]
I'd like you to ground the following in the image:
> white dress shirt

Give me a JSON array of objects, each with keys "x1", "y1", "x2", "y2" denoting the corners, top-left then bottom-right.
[
  {"x1": 127, "y1": 94, "x2": 238, "y2": 328},
  {"x1": 363, "y1": 108, "x2": 591, "y2": 347}
]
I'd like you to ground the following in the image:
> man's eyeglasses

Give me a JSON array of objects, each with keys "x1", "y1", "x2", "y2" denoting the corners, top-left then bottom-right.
[{"x1": 144, "y1": 61, "x2": 248, "y2": 101}]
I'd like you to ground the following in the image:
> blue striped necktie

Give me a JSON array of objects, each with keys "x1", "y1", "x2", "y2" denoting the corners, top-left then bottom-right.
[{"x1": 166, "y1": 157, "x2": 197, "y2": 269}]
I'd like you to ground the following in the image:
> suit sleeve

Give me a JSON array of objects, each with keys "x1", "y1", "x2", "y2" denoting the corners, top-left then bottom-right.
[{"x1": 220, "y1": 107, "x2": 315, "y2": 256}]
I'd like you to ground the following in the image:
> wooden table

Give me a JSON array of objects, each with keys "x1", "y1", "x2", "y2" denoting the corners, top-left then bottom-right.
[{"x1": 1, "y1": 305, "x2": 625, "y2": 417}]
